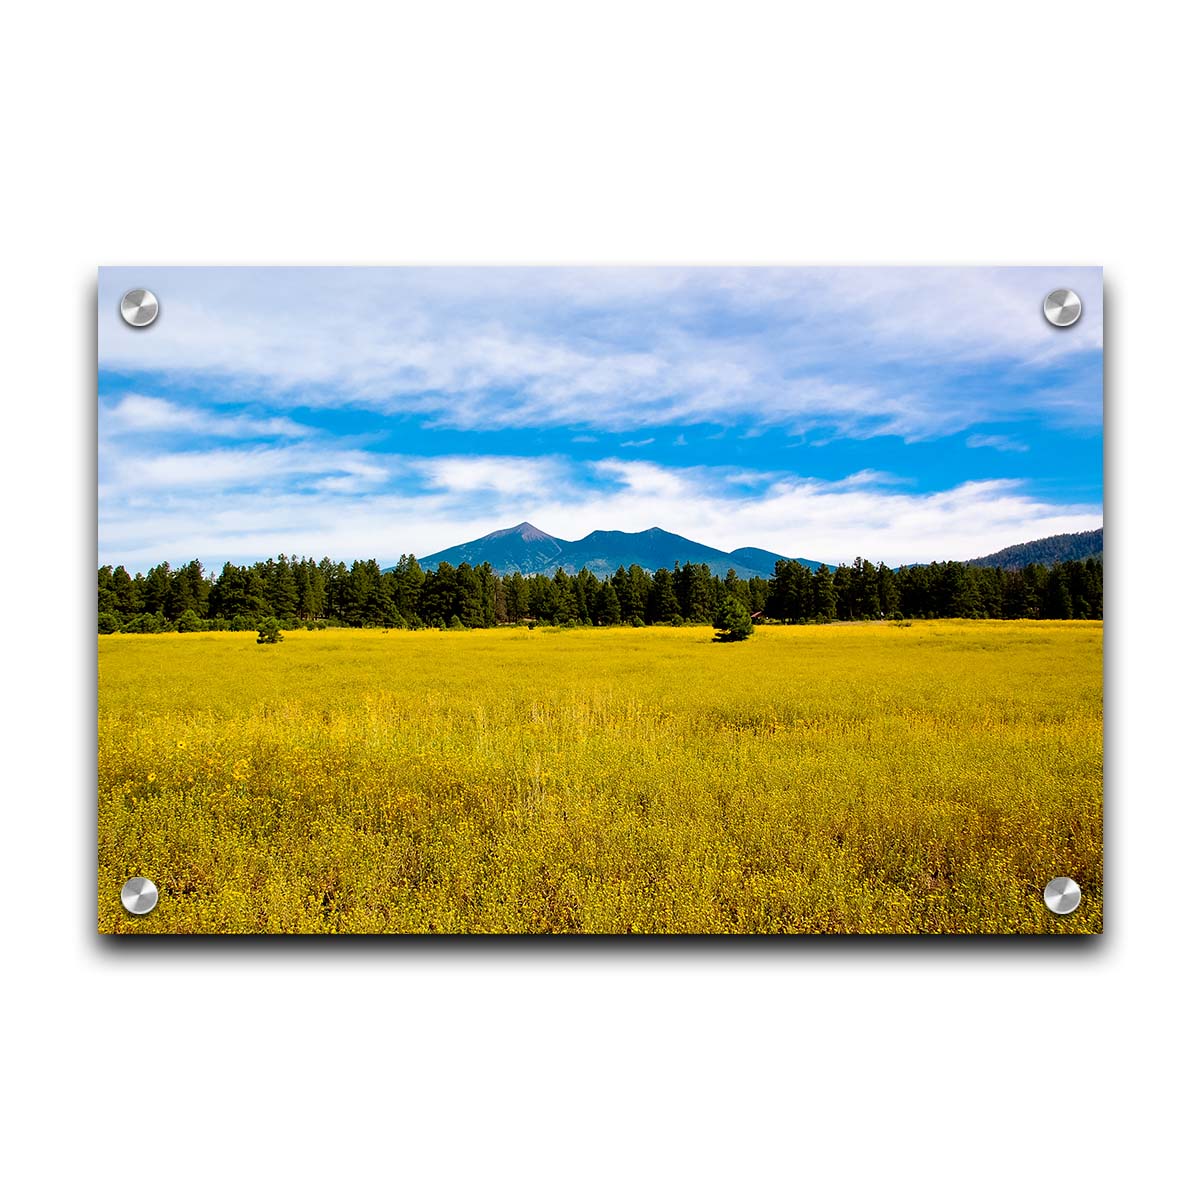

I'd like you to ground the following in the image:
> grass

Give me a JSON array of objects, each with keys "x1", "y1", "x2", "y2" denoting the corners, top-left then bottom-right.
[{"x1": 98, "y1": 621, "x2": 1102, "y2": 934}]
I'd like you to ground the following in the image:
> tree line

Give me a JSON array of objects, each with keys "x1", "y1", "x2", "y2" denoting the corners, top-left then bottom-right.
[{"x1": 98, "y1": 551, "x2": 1103, "y2": 632}]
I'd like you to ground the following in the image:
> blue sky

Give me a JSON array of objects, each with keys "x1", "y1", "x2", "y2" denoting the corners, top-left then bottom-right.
[{"x1": 98, "y1": 266, "x2": 1102, "y2": 571}]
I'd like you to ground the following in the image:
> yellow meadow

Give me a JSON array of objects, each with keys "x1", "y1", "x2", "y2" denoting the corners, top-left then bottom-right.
[{"x1": 98, "y1": 621, "x2": 1102, "y2": 934}]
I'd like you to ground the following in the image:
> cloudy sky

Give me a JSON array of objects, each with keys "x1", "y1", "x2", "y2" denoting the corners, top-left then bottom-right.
[{"x1": 98, "y1": 266, "x2": 1102, "y2": 571}]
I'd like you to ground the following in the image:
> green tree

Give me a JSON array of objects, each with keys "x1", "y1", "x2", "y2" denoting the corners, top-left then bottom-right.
[
  {"x1": 256, "y1": 616, "x2": 284, "y2": 644},
  {"x1": 392, "y1": 555, "x2": 425, "y2": 623},
  {"x1": 647, "y1": 568, "x2": 680, "y2": 623},
  {"x1": 177, "y1": 608, "x2": 203, "y2": 632},
  {"x1": 813, "y1": 564, "x2": 837, "y2": 622},
  {"x1": 168, "y1": 559, "x2": 209, "y2": 619},
  {"x1": 551, "y1": 568, "x2": 580, "y2": 624},
  {"x1": 527, "y1": 574, "x2": 557, "y2": 622},
  {"x1": 504, "y1": 571, "x2": 530, "y2": 621},
  {"x1": 98, "y1": 566, "x2": 117, "y2": 615},
  {"x1": 420, "y1": 562, "x2": 458, "y2": 626},
  {"x1": 110, "y1": 565, "x2": 140, "y2": 616},
  {"x1": 675, "y1": 562, "x2": 713, "y2": 621},
  {"x1": 366, "y1": 579, "x2": 401, "y2": 627},
  {"x1": 713, "y1": 595, "x2": 753, "y2": 642},
  {"x1": 142, "y1": 563, "x2": 172, "y2": 615},
  {"x1": 572, "y1": 574, "x2": 592, "y2": 625},
  {"x1": 596, "y1": 581, "x2": 622, "y2": 625},
  {"x1": 877, "y1": 565, "x2": 899, "y2": 618},
  {"x1": 455, "y1": 564, "x2": 486, "y2": 627},
  {"x1": 626, "y1": 565, "x2": 652, "y2": 622}
]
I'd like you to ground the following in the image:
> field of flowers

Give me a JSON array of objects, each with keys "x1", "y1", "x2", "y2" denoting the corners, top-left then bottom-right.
[{"x1": 98, "y1": 621, "x2": 1102, "y2": 934}]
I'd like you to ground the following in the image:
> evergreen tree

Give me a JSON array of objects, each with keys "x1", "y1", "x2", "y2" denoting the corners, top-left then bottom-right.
[
  {"x1": 504, "y1": 571, "x2": 531, "y2": 621},
  {"x1": 95, "y1": 547, "x2": 1103, "y2": 632},
  {"x1": 344, "y1": 560, "x2": 382, "y2": 625},
  {"x1": 813, "y1": 565, "x2": 837, "y2": 622},
  {"x1": 478, "y1": 564, "x2": 501, "y2": 627},
  {"x1": 455, "y1": 563, "x2": 486, "y2": 627},
  {"x1": 420, "y1": 563, "x2": 458, "y2": 626},
  {"x1": 647, "y1": 568, "x2": 680, "y2": 623},
  {"x1": 298, "y1": 558, "x2": 326, "y2": 620},
  {"x1": 596, "y1": 581, "x2": 622, "y2": 625},
  {"x1": 713, "y1": 595, "x2": 753, "y2": 642},
  {"x1": 256, "y1": 616, "x2": 283, "y2": 644},
  {"x1": 177, "y1": 608, "x2": 203, "y2": 632},
  {"x1": 110, "y1": 565, "x2": 139, "y2": 616},
  {"x1": 626, "y1": 565, "x2": 652, "y2": 622},
  {"x1": 877, "y1": 565, "x2": 899, "y2": 618},
  {"x1": 366, "y1": 579, "x2": 401, "y2": 626},
  {"x1": 142, "y1": 563, "x2": 172, "y2": 615},
  {"x1": 392, "y1": 555, "x2": 424, "y2": 623},
  {"x1": 612, "y1": 565, "x2": 633, "y2": 621},
  {"x1": 98, "y1": 567, "x2": 117, "y2": 615},
  {"x1": 551, "y1": 568, "x2": 580, "y2": 624},
  {"x1": 572, "y1": 574, "x2": 592, "y2": 624}
]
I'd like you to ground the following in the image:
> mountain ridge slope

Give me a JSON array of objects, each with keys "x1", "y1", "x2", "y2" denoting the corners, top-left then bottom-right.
[
  {"x1": 414, "y1": 522, "x2": 827, "y2": 578},
  {"x1": 968, "y1": 528, "x2": 1103, "y2": 569}
]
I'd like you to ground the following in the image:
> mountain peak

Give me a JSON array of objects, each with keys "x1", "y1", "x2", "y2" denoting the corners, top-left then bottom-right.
[
  {"x1": 488, "y1": 521, "x2": 555, "y2": 542},
  {"x1": 415, "y1": 523, "x2": 828, "y2": 578}
]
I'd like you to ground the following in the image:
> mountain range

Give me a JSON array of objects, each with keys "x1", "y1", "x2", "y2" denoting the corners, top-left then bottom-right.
[
  {"x1": 411, "y1": 521, "x2": 1105, "y2": 578},
  {"x1": 967, "y1": 528, "x2": 1103, "y2": 569},
  {"x1": 415, "y1": 522, "x2": 827, "y2": 579}
]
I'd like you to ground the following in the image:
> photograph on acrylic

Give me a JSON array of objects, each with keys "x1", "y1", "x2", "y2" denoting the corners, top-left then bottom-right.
[{"x1": 98, "y1": 267, "x2": 1103, "y2": 934}]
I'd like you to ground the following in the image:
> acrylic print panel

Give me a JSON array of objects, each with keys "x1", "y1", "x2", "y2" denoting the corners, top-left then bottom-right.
[{"x1": 97, "y1": 267, "x2": 1103, "y2": 934}]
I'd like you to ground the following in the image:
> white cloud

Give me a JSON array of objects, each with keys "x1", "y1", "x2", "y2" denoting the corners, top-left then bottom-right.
[
  {"x1": 967, "y1": 433, "x2": 1031, "y2": 453},
  {"x1": 103, "y1": 393, "x2": 313, "y2": 440},
  {"x1": 404, "y1": 454, "x2": 571, "y2": 499},
  {"x1": 99, "y1": 448, "x2": 1101, "y2": 572},
  {"x1": 619, "y1": 437, "x2": 655, "y2": 448},
  {"x1": 97, "y1": 267, "x2": 1103, "y2": 442},
  {"x1": 99, "y1": 443, "x2": 392, "y2": 497}
]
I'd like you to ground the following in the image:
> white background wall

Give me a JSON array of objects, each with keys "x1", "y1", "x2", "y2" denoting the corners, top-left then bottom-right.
[{"x1": 2, "y1": 2, "x2": 1195, "y2": 1195}]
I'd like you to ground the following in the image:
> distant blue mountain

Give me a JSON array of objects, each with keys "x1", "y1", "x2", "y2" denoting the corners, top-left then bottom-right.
[
  {"x1": 414, "y1": 521, "x2": 827, "y2": 579},
  {"x1": 968, "y1": 528, "x2": 1103, "y2": 569}
]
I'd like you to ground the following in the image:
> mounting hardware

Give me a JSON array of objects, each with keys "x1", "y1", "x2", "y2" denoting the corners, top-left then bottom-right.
[
  {"x1": 120, "y1": 876, "x2": 159, "y2": 915},
  {"x1": 120, "y1": 288, "x2": 159, "y2": 328},
  {"x1": 1043, "y1": 876, "x2": 1081, "y2": 916},
  {"x1": 1043, "y1": 288, "x2": 1082, "y2": 328}
]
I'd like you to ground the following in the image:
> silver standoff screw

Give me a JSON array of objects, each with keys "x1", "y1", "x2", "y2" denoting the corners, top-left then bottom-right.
[
  {"x1": 1043, "y1": 876, "x2": 1081, "y2": 916},
  {"x1": 120, "y1": 876, "x2": 159, "y2": 915},
  {"x1": 120, "y1": 288, "x2": 159, "y2": 328},
  {"x1": 1043, "y1": 288, "x2": 1082, "y2": 328}
]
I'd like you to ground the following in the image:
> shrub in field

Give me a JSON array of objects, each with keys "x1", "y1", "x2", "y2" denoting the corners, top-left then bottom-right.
[
  {"x1": 177, "y1": 609, "x2": 203, "y2": 633},
  {"x1": 713, "y1": 596, "x2": 753, "y2": 642},
  {"x1": 256, "y1": 617, "x2": 284, "y2": 644},
  {"x1": 98, "y1": 612, "x2": 119, "y2": 634}
]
